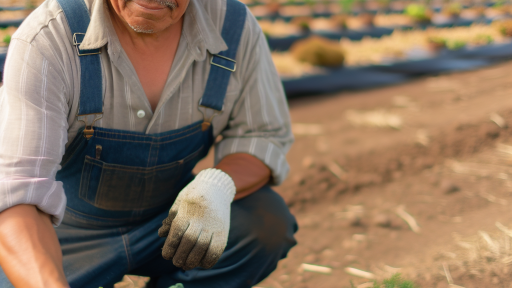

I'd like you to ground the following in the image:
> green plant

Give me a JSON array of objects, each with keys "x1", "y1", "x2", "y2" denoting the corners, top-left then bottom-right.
[
  {"x1": 446, "y1": 39, "x2": 466, "y2": 50},
  {"x1": 25, "y1": 0, "x2": 36, "y2": 9},
  {"x1": 338, "y1": 0, "x2": 356, "y2": 14},
  {"x1": 353, "y1": 273, "x2": 417, "y2": 288},
  {"x1": 443, "y1": 2, "x2": 462, "y2": 16},
  {"x1": 494, "y1": 19, "x2": 512, "y2": 37},
  {"x1": 427, "y1": 36, "x2": 447, "y2": 50},
  {"x1": 304, "y1": 0, "x2": 315, "y2": 7},
  {"x1": 298, "y1": 21, "x2": 310, "y2": 31},
  {"x1": 493, "y1": 0, "x2": 507, "y2": 8},
  {"x1": 3, "y1": 35, "x2": 11, "y2": 45},
  {"x1": 404, "y1": 4, "x2": 431, "y2": 22},
  {"x1": 379, "y1": 273, "x2": 418, "y2": 288},
  {"x1": 473, "y1": 34, "x2": 493, "y2": 45},
  {"x1": 290, "y1": 36, "x2": 345, "y2": 67},
  {"x1": 291, "y1": 16, "x2": 312, "y2": 32}
]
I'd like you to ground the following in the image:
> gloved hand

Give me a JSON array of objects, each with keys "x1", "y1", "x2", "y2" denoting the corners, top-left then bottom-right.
[{"x1": 158, "y1": 168, "x2": 236, "y2": 270}]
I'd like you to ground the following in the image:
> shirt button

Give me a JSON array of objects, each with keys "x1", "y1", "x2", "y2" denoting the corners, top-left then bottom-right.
[{"x1": 137, "y1": 110, "x2": 145, "y2": 118}]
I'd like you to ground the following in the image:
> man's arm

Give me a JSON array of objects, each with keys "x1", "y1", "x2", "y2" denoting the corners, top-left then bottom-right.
[
  {"x1": 213, "y1": 10, "x2": 294, "y2": 188},
  {"x1": 0, "y1": 205, "x2": 68, "y2": 287},
  {"x1": 215, "y1": 153, "x2": 271, "y2": 200},
  {"x1": 0, "y1": 38, "x2": 70, "y2": 286}
]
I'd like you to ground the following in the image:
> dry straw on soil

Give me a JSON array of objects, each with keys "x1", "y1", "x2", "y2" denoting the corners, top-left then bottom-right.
[{"x1": 434, "y1": 222, "x2": 512, "y2": 286}]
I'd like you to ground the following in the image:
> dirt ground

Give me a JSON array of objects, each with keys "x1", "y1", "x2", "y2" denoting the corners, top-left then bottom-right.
[
  {"x1": 255, "y1": 60, "x2": 512, "y2": 288},
  {"x1": 119, "y1": 60, "x2": 512, "y2": 288}
]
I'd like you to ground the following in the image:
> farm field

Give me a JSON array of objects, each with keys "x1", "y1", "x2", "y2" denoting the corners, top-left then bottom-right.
[
  {"x1": 192, "y1": 60, "x2": 512, "y2": 288},
  {"x1": 2, "y1": 0, "x2": 512, "y2": 287}
]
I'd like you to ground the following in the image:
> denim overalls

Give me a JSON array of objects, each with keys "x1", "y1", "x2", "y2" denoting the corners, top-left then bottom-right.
[{"x1": 0, "y1": 0, "x2": 298, "y2": 287}]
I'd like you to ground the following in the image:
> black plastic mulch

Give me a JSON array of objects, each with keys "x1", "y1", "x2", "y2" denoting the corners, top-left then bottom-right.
[{"x1": 283, "y1": 41, "x2": 512, "y2": 98}]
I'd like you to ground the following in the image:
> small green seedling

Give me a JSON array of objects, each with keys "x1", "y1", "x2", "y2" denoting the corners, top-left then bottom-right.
[
  {"x1": 379, "y1": 273, "x2": 418, "y2": 288},
  {"x1": 338, "y1": 0, "x2": 356, "y2": 14},
  {"x1": 404, "y1": 4, "x2": 430, "y2": 22},
  {"x1": 446, "y1": 39, "x2": 466, "y2": 50},
  {"x1": 169, "y1": 284, "x2": 185, "y2": 288},
  {"x1": 350, "y1": 273, "x2": 418, "y2": 288},
  {"x1": 473, "y1": 34, "x2": 493, "y2": 45},
  {"x1": 3, "y1": 35, "x2": 11, "y2": 45}
]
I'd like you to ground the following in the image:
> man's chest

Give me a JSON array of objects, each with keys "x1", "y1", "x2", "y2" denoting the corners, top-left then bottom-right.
[
  {"x1": 119, "y1": 43, "x2": 181, "y2": 113},
  {"x1": 129, "y1": 54, "x2": 174, "y2": 113},
  {"x1": 65, "y1": 49, "x2": 241, "y2": 148}
]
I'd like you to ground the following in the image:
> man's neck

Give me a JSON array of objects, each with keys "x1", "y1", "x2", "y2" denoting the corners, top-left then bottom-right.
[
  {"x1": 106, "y1": 0, "x2": 184, "y2": 112},
  {"x1": 107, "y1": 0, "x2": 183, "y2": 54}
]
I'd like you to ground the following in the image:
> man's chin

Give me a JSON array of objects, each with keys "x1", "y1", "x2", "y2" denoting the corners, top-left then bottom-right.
[
  {"x1": 125, "y1": 18, "x2": 171, "y2": 33},
  {"x1": 128, "y1": 23, "x2": 155, "y2": 33}
]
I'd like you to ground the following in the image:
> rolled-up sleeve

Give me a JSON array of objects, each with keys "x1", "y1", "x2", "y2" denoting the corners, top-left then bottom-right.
[
  {"x1": 0, "y1": 38, "x2": 69, "y2": 226},
  {"x1": 214, "y1": 11, "x2": 294, "y2": 185}
]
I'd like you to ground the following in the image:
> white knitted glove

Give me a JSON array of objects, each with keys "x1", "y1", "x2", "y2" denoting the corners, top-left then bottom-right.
[{"x1": 158, "y1": 168, "x2": 236, "y2": 270}]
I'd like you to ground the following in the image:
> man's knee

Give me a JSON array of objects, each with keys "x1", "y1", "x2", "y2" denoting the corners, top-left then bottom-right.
[{"x1": 230, "y1": 186, "x2": 298, "y2": 257}]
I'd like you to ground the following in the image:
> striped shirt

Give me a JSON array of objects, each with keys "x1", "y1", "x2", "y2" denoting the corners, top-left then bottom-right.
[{"x1": 0, "y1": 0, "x2": 293, "y2": 225}]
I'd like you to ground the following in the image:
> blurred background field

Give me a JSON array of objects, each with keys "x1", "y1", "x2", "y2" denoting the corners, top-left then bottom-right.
[
  {"x1": 2, "y1": 0, "x2": 512, "y2": 96},
  {"x1": 2, "y1": 0, "x2": 512, "y2": 288}
]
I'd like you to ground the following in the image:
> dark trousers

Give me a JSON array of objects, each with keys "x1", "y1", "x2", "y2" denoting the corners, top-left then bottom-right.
[{"x1": 0, "y1": 186, "x2": 298, "y2": 288}]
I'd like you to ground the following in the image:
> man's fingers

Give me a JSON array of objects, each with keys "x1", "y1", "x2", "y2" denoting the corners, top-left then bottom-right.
[
  {"x1": 200, "y1": 232, "x2": 227, "y2": 269},
  {"x1": 157, "y1": 223, "x2": 171, "y2": 238},
  {"x1": 158, "y1": 203, "x2": 180, "y2": 238},
  {"x1": 182, "y1": 231, "x2": 212, "y2": 270},
  {"x1": 165, "y1": 204, "x2": 180, "y2": 225},
  {"x1": 162, "y1": 218, "x2": 189, "y2": 260},
  {"x1": 172, "y1": 223, "x2": 202, "y2": 268}
]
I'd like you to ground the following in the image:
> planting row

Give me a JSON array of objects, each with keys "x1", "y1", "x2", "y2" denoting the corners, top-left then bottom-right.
[
  {"x1": 259, "y1": 1, "x2": 512, "y2": 50},
  {"x1": 273, "y1": 21, "x2": 512, "y2": 78},
  {"x1": 241, "y1": 0, "x2": 508, "y2": 17}
]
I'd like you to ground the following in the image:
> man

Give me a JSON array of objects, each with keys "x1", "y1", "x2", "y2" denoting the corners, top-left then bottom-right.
[{"x1": 0, "y1": 0, "x2": 297, "y2": 287}]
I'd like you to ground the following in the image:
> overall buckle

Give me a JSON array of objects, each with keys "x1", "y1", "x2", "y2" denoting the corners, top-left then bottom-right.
[
  {"x1": 77, "y1": 113, "x2": 103, "y2": 140},
  {"x1": 210, "y1": 54, "x2": 236, "y2": 72},
  {"x1": 73, "y1": 33, "x2": 102, "y2": 56},
  {"x1": 198, "y1": 101, "x2": 223, "y2": 132}
]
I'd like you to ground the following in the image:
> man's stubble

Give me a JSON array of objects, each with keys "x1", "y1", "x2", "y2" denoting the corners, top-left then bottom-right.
[{"x1": 126, "y1": 0, "x2": 178, "y2": 33}]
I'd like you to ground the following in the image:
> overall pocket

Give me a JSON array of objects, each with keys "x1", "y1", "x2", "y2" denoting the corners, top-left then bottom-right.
[{"x1": 79, "y1": 146, "x2": 204, "y2": 211}]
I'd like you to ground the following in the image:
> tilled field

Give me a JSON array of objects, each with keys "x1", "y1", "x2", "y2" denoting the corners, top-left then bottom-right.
[
  {"x1": 123, "y1": 61, "x2": 512, "y2": 288},
  {"x1": 256, "y1": 60, "x2": 512, "y2": 288}
]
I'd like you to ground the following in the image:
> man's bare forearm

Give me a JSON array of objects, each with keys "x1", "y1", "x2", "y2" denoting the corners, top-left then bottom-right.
[
  {"x1": 0, "y1": 205, "x2": 68, "y2": 287},
  {"x1": 215, "y1": 153, "x2": 271, "y2": 200}
]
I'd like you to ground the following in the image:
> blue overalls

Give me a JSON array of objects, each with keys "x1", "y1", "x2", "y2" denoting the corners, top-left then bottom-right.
[{"x1": 0, "y1": 0, "x2": 297, "y2": 287}]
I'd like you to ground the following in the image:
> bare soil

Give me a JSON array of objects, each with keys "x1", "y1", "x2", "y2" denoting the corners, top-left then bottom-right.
[
  {"x1": 119, "y1": 61, "x2": 512, "y2": 287},
  {"x1": 255, "y1": 60, "x2": 512, "y2": 288}
]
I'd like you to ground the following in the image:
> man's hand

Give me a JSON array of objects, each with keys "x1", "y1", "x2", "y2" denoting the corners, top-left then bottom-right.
[{"x1": 158, "y1": 168, "x2": 236, "y2": 270}]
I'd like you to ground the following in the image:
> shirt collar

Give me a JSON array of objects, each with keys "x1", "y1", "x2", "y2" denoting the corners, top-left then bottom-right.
[
  {"x1": 78, "y1": 0, "x2": 227, "y2": 61},
  {"x1": 79, "y1": 0, "x2": 109, "y2": 51}
]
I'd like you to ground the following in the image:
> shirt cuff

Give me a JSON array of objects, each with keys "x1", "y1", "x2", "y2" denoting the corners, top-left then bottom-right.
[
  {"x1": 214, "y1": 137, "x2": 290, "y2": 186},
  {"x1": 0, "y1": 179, "x2": 67, "y2": 227}
]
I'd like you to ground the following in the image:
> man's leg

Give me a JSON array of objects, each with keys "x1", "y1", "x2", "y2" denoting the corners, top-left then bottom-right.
[{"x1": 129, "y1": 186, "x2": 298, "y2": 288}]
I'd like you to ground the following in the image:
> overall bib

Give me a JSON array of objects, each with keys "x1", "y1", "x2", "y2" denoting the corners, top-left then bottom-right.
[{"x1": 0, "y1": 0, "x2": 297, "y2": 287}]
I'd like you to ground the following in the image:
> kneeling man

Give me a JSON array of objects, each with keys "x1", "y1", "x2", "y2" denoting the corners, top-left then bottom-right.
[{"x1": 0, "y1": 0, "x2": 297, "y2": 287}]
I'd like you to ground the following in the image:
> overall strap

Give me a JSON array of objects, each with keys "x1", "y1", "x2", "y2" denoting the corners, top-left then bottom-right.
[
  {"x1": 199, "y1": 0, "x2": 247, "y2": 130},
  {"x1": 56, "y1": 0, "x2": 103, "y2": 138}
]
